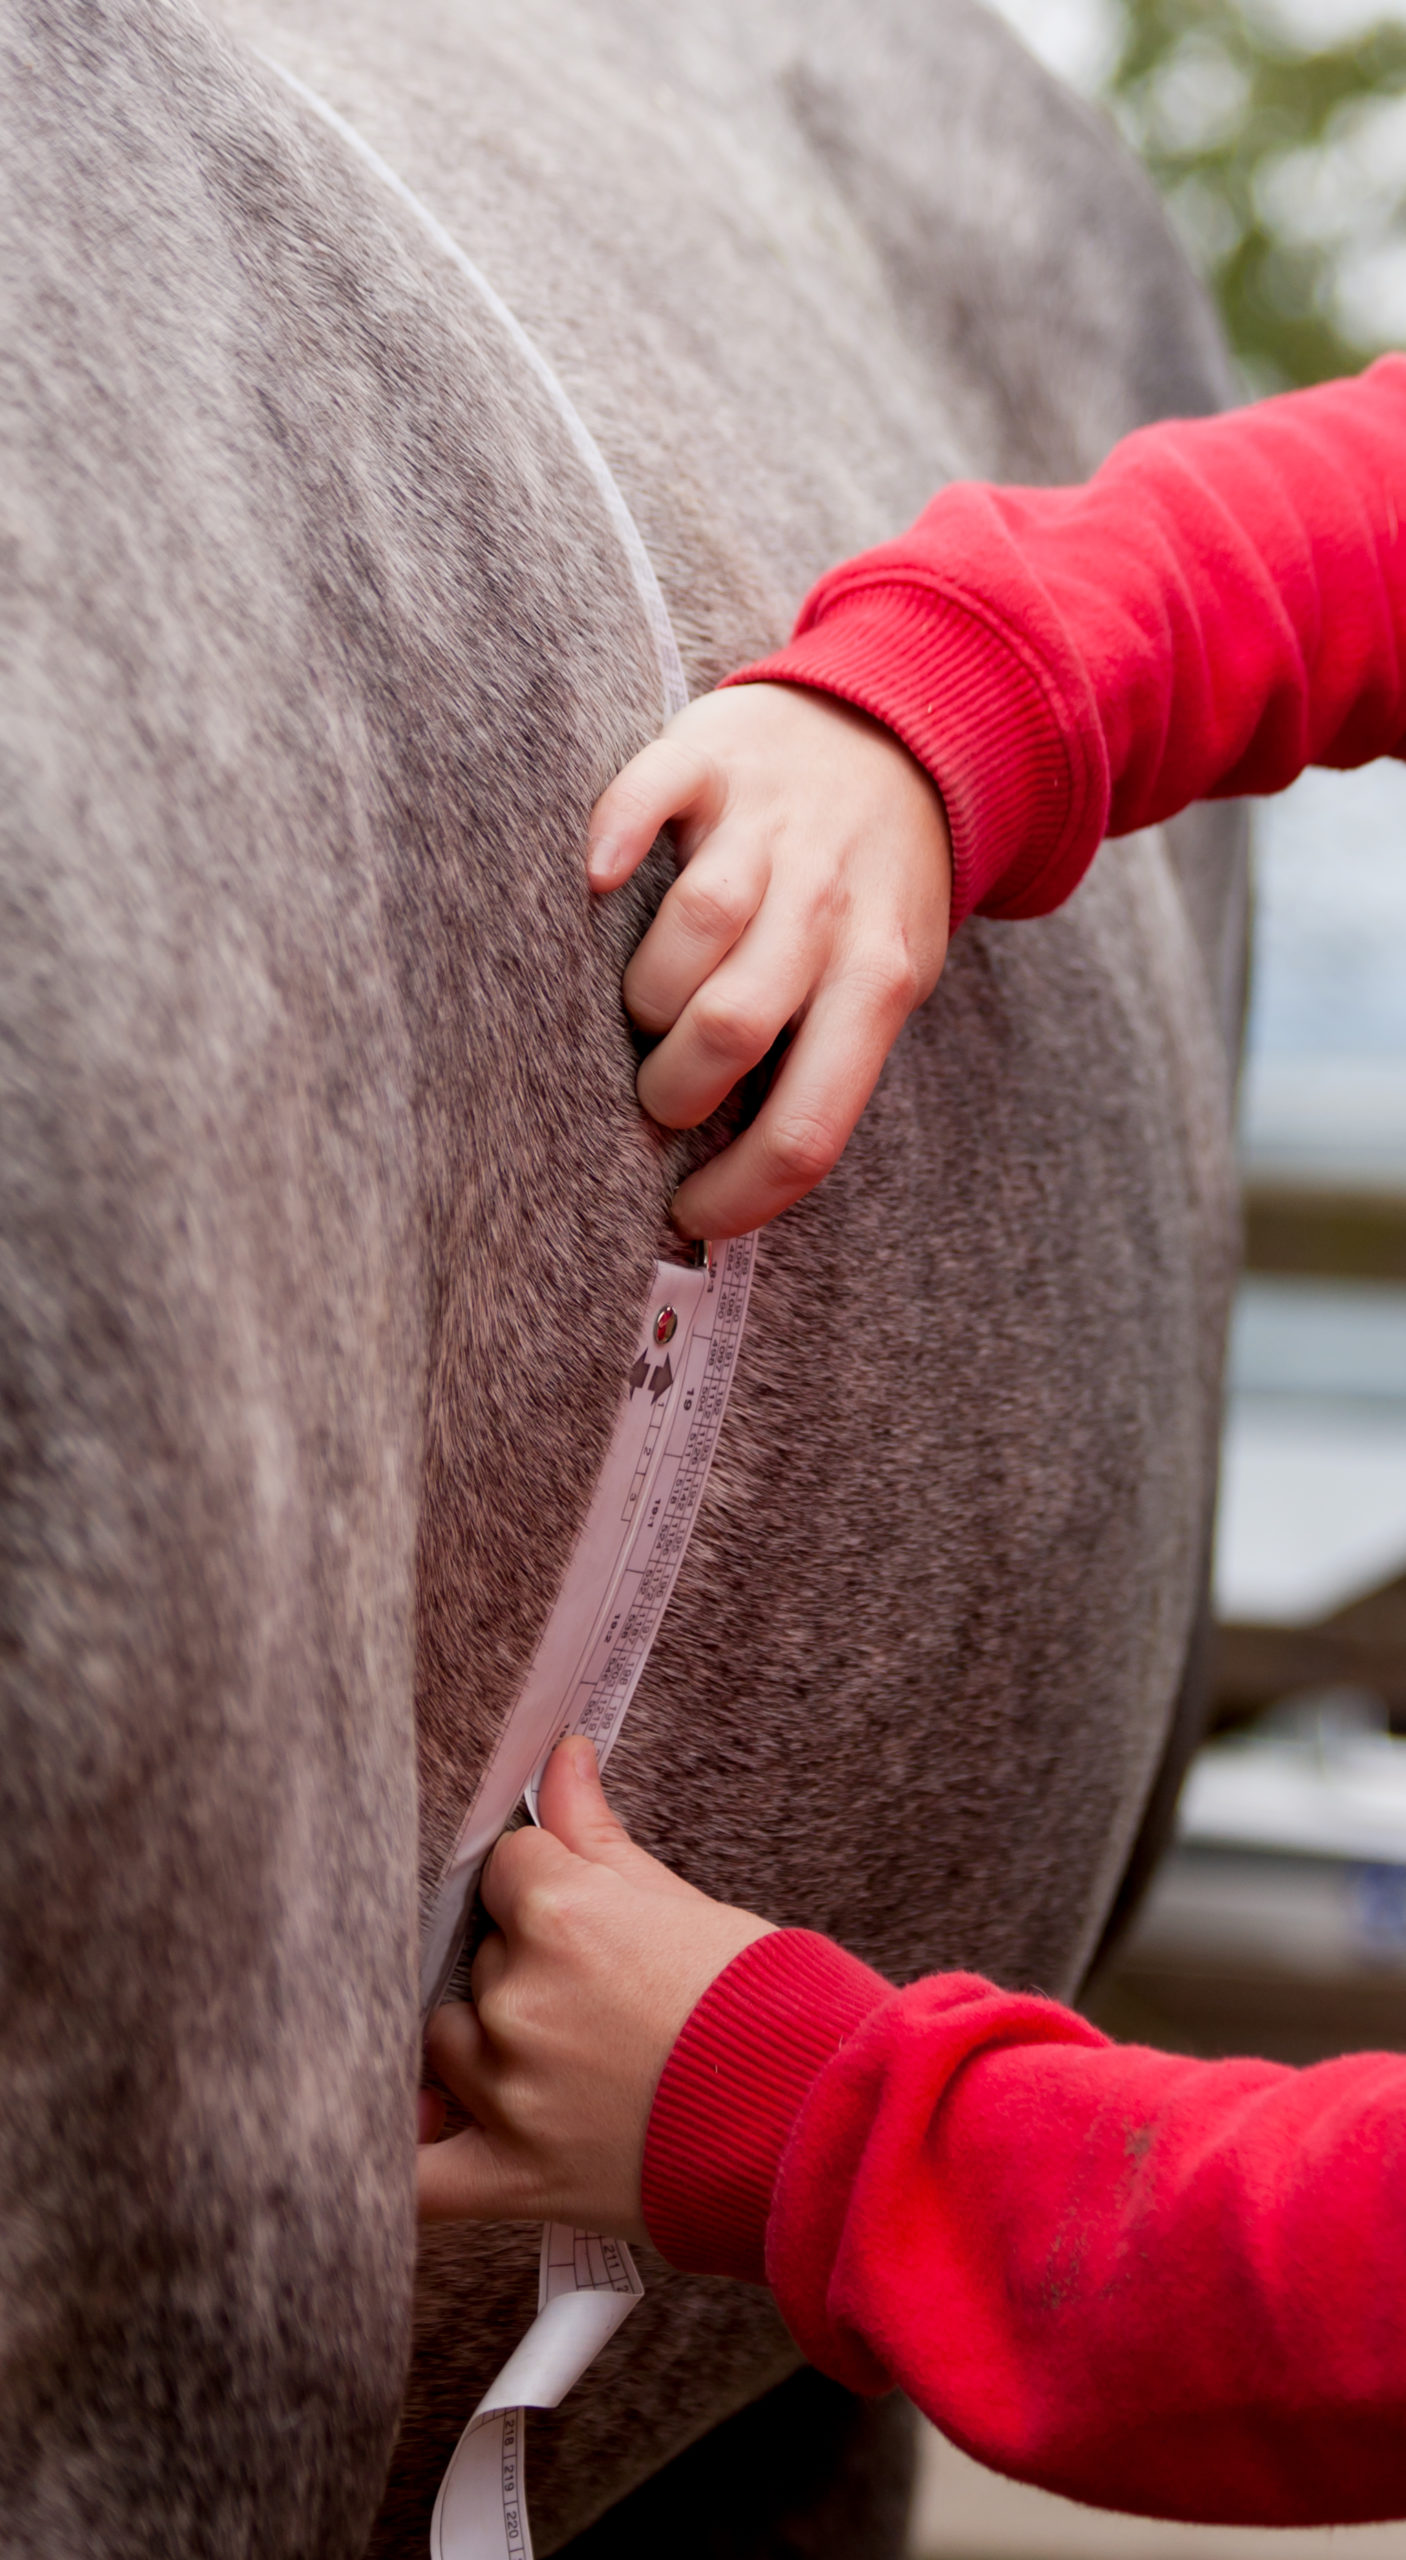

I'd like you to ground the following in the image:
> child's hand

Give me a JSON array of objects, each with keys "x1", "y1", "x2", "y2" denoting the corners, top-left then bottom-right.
[
  {"x1": 589, "y1": 683, "x2": 952, "y2": 1239},
  {"x1": 416, "y1": 1739, "x2": 772, "y2": 2237}
]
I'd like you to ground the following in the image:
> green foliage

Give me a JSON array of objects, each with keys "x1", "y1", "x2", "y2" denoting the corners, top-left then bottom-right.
[{"x1": 1102, "y1": 0, "x2": 1406, "y2": 385}]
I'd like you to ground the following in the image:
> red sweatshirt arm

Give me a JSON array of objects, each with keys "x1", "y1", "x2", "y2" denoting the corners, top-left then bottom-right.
[
  {"x1": 727, "y1": 356, "x2": 1406, "y2": 926},
  {"x1": 642, "y1": 1931, "x2": 1406, "y2": 2529}
]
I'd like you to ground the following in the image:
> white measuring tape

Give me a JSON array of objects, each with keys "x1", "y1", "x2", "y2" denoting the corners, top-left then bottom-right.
[
  {"x1": 260, "y1": 62, "x2": 756, "y2": 2560},
  {"x1": 427, "y1": 1235, "x2": 756, "y2": 2560},
  {"x1": 419, "y1": 1236, "x2": 756, "y2": 2016}
]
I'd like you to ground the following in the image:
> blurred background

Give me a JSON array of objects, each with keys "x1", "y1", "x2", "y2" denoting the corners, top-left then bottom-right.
[{"x1": 910, "y1": 1, "x2": 1406, "y2": 2549}]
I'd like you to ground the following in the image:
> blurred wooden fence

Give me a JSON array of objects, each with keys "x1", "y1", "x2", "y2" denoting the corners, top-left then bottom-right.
[{"x1": 1216, "y1": 1178, "x2": 1406, "y2": 1732}]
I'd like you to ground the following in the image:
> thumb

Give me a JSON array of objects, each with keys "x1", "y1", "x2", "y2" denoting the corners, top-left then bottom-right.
[
  {"x1": 587, "y1": 735, "x2": 719, "y2": 891},
  {"x1": 537, "y1": 1737, "x2": 695, "y2": 1899}
]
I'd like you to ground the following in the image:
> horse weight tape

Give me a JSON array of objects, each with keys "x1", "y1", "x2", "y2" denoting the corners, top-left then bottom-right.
[{"x1": 427, "y1": 1234, "x2": 756, "y2": 2560}]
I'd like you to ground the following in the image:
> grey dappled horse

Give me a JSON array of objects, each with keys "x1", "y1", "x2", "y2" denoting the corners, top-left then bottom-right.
[{"x1": 0, "y1": 0, "x2": 1245, "y2": 2550}]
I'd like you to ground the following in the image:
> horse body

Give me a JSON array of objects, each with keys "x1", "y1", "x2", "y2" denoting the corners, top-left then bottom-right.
[{"x1": 0, "y1": 1, "x2": 1243, "y2": 2550}]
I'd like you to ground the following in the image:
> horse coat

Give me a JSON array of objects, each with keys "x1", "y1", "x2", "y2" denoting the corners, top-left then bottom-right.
[{"x1": 0, "y1": 0, "x2": 1245, "y2": 2549}]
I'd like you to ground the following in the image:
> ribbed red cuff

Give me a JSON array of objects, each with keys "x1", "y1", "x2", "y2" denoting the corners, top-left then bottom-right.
[
  {"x1": 641, "y1": 1929, "x2": 895, "y2": 2284},
  {"x1": 723, "y1": 576, "x2": 1108, "y2": 927}
]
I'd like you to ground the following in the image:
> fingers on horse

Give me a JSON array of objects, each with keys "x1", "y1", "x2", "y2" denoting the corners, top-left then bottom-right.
[
  {"x1": 537, "y1": 1738, "x2": 697, "y2": 1899},
  {"x1": 588, "y1": 736, "x2": 721, "y2": 888},
  {"x1": 424, "y1": 1997, "x2": 491, "y2": 2105},
  {"x1": 479, "y1": 1822, "x2": 581, "y2": 1942},
  {"x1": 416, "y1": 2122, "x2": 535, "y2": 2225},
  {"x1": 536, "y1": 1736, "x2": 635, "y2": 1864},
  {"x1": 468, "y1": 1928, "x2": 509, "y2": 2017},
  {"x1": 622, "y1": 835, "x2": 767, "y2": 1033},
  {"x1": 636, "y1": 906, "x2": 815, "y2": 1130},
  {"x1": 671, "y1": 963, "x2": 909, "y2": 1237}
]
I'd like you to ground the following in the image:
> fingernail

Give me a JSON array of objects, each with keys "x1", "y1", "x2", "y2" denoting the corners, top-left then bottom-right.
[{"x1": 586, "y1": 836, "x2": 623, "y2": 886}]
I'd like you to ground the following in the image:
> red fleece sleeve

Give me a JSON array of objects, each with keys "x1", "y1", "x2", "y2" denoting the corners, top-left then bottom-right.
[
  {"x1": 641, "y1": 1932, "x2": 1406, "y2": 2529},
  {"x1": 727, "y1": 356, "x2": 1406, "y2": 926}
]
